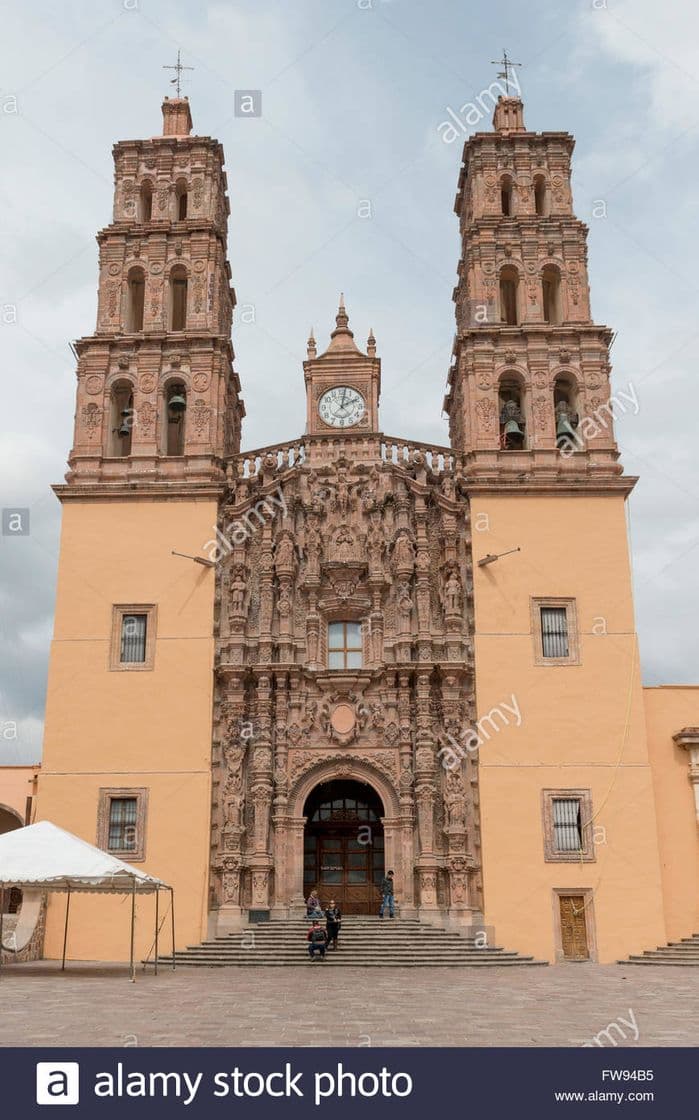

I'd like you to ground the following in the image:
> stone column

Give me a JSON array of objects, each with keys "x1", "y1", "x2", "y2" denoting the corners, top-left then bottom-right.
[{"x1": 287, "y1": 816, "x2": 307, "y2": 918}]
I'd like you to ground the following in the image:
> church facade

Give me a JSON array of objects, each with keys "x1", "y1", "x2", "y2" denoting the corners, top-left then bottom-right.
[{"x1": 33, "y1": 92, "x2": 698, "y2": 965}]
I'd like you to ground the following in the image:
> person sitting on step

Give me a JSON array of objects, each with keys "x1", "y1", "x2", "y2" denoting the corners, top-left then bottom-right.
[
  {"x1": 306, "y1": 889, "x2": 323, "y2": 919},
  {"x1": 307, "y1": 919, "x2": 328, "y2": 961}
]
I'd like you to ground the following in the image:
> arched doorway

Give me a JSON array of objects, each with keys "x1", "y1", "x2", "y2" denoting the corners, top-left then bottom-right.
[{"x1": 303, "y1": 780, "x2": 384, "y2": 915}]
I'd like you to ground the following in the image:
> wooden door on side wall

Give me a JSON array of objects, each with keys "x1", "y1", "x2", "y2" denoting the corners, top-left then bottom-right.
[{"x1": 559, "y1": 894, "x2": 590, "y2": 960}]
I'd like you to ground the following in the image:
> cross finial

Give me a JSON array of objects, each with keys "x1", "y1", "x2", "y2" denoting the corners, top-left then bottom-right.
[
  {"x1": 163, "y1": 50, "x2": 194, "y2": 98},
  {"x1": 490, "y1": 49, "x2": 522, "y2": 97}
]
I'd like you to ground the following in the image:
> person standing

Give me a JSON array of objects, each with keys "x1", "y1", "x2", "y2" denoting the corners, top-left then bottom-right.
[
  {"x1": 379, "y1": 870, "x2": 396, "y2": 919},
  {"x1": 307, "y1": 920, "x2": 328, "y2": 961},
  {"x1": 325, "y1": 900, "x2": 342, "y2": 949}
]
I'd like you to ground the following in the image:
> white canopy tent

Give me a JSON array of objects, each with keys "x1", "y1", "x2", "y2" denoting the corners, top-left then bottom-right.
[{"x1": 0, "y1": 821, "x2": 175, "y2": 980}]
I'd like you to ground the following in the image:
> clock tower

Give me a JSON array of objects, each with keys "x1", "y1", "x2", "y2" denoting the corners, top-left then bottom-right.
[{"x1": 304, "y1": 295, "x2": 380, "y2": 437}]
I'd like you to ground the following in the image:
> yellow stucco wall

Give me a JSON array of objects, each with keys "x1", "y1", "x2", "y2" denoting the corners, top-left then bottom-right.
[
  {"x1": 644, "y1": 686, "x2": 699, "y2": 942},
  {"x1": 38, "y1": 497, "x2": 217, "y2": 961},
  {"x1": 472, "y1": 491, "x2": 667, "y2": 963}
]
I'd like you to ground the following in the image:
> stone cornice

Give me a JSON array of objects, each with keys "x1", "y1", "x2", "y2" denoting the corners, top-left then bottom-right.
[{"x1": 53, "y1": 482, "x2": 224, "y2": 503}]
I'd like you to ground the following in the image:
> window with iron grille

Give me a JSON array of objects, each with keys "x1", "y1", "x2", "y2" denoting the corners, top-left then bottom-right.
[
  {"x1": 552, "y1": 797, "x2": 582, "y2": 852},
  {"x1": 110, "y1": 604, "x2": 156, "y2": 671},
  {"x1": 542, "y1": 788, "x2": 594, "y2": 862},
  {"x1": 531, "y1": 598, "x2": 579, "y2": 665},
  {"x1": 120, "y1": 614, "x2": 147, "y2": 663},
  {"x1": 108, "y1": 797, "x2": 138, "y2": 851},
  {"x1": 98, "y1": 787, "x2": 148, "y2": 861},
  {"x1": 540, "y1": 606, "x2": 569, "y2": 658},
  {"x1": 328, "y1": 621, "x2": 363, "y2": 670}
]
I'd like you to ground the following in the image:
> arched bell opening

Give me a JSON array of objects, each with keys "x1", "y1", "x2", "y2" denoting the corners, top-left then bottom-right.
[
  {"x1": 499, "y1": 376, "x2": 526, "y2": 450},
  {"x1": 498, "y1": 265, "x2": 520, "y2": 326},
  {"x1": 302, "y1": 780, "x2": 385, "y2": 915},
  {"x1": 161, "y1": 381, "x2": 187, "y2": 456},
  {"x1": 554, "y1": 375, "x2": 581, "y2": 451},
  {"x1": 534, "y1": 174, "x2": 548, "y2": 217},
  {"x1": 108, "y1": 380, "x2": 134, "y2": 457},
  {"x1": 542, "y1": 264, "x2": 563, "y2": 325},
  {"x1": 500, "y1": 174, "x2": 514, "y2": 217}
]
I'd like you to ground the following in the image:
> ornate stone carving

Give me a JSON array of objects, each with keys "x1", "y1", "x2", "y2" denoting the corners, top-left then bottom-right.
[
  {"x1": 475, "y1": 397, "x2": 496, "y2": 433},
  {"x1": 81, "y1": 403, "x2": 102, "y2": 438}
]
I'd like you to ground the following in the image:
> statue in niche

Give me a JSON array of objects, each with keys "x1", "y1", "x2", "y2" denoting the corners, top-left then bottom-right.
[
  {"x1": 444, "y1": 770, "x2": 468, "y2": 830},
  {"x1": 333, "y1": 526, "x2": 355, "y2": 562},
  {"x1": 444, "y1": 568, "x2": 462, "y2": 615},
  {"x1": 302, "y1": 699, "x2": 317, "y2": 738},
  {"x1": 396, "y1": 582, "x2": 412, "y2": 632},
  {"x1": 305, "y1": 523, "x2": 322, "y2": 570},
  {"x1": 393, "y1": 533, "x2": 415, "y2": 570},
  {"x1": 275, "y1": 535, "x2": 295, "y2": 571},
  {"x1": 230, "y1": 568, "x2": 247, "y2": 615},
  {"x1": 367, "y1": 525, "x2": 384, "y2": 571},
  {"x1": 441, "y1": 474, "x2": 455, "y2": 501}
]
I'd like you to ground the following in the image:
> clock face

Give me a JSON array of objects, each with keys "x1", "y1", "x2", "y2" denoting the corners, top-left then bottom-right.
[{"x1": 318, "y1": 386, "x2": 366, "y2": 429}]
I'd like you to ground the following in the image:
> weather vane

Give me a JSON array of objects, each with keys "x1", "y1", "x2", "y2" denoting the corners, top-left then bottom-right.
[
  {"x1": 490, "y1": 49, "x2": 522, "y2": 97},
  {"x1": 163, "y1": 50, "x2": 194, "y2": 98}
]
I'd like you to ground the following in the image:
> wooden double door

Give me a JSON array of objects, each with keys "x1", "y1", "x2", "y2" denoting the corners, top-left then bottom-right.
[
  {"x1": 303, "y1": 781, "x2": 385, "y2": 915},
  {"x1": 559, "y1": 894, "x2": 590, "y2": 960}
]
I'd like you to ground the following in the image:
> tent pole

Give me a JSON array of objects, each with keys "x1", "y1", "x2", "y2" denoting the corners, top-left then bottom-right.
[
  {"x1": 129, "y1": 878, "x2": 136, "y2": 983},
  {"x1": 170, "y1": 887, "x2": 176, "y2": 970},
  {"x1": 61, "y1": 884, "x2": 71, "y2": 971},
  {"x1": 154, "y1": 887, "x2": 159, "y2": 976},
  {"x1": 0, "y1": 885, "x2": 5, "y2": 975}
]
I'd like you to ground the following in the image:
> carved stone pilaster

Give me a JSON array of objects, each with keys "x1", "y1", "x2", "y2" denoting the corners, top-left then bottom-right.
[{"x1": 673, "y1": 727, "x2": 699, "y2": 823}]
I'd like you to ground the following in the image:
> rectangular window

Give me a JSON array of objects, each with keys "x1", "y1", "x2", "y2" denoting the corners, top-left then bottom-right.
[
  {"x1": 552, "y1": 797, "x2": 582, "y2": 852},
  {"x1": 540, "y1": 606, "x2": 569, "y2": 659},
  {"x1": 108, "y1": 797, "x2": 138, "y2": 851},
  {"x1": 97, "y1": 787, "x2": 148, "y2": 861},
  {"x1": 328, "y1": 621, "x2": 363, "y2": 670},
  {"x1": 120, "y1": 613, "x2": 147, "y2": 663},
  {"x1": 542, "y1": 789, "x2": 594, "y2": 862},
  {"x1": 110, "y1": 604, "x2": 157, "y2": 671},
  {"x1": 531, "y1": 597, "x2": 579, "y2": 665}
]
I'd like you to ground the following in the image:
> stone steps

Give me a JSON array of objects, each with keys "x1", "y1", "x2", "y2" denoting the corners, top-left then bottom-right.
[
  {"x1": 619, "y1": 934, "x2": 699, "y2": 965},
  {"x1": 156, "y1": 917, "x2": 547, "y2": 968}
]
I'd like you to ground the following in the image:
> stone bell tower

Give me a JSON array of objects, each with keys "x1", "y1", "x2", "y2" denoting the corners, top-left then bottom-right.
[
  {"x1": 38, "y1": 97, "x2": 244, "y2": 964},
  {"x1": 443, "y1": 94, "x2": 667, "y2": 965},
  {"x1": 64, "y1": 95, "x2": 244, "y2": 490},
  {"x1": 446, "y1": 93, "x2": 623, "y2": 485}
]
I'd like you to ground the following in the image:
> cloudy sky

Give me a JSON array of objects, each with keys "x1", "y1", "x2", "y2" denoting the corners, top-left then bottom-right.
[{"x1": 1, "y1": 0, "x2": 697, "y2": 764}]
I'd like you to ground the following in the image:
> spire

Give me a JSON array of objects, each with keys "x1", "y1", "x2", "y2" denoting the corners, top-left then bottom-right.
[
  {"x1": 327, "y1": 293, "x2": 359, "y2": 352},
  {"x1": 307, "y1": 327, "x2": 317, "y2": 359},
  {"x1": 367, "y1": 328, "x2": 376, "y2": 357},
  {"x1": 492, "y1": 95, "x2": 525, "y2": 134},
  {"x1": 161, "y1": 96, "x2": 193, "y2": 137},
  {"x1": 490, "y1": 50, "x2": 525, "y2": 134}
]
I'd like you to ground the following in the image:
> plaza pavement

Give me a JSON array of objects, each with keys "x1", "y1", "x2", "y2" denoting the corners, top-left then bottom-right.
[{"x1": 1, "y1": 962, "x2": 698, "y2": 1047}]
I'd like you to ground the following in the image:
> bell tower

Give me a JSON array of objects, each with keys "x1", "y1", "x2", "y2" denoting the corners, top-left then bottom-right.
[
  {"x1": 38, "y1": 97, "x2": 242, "y2": 964},
  {"x1": 64, "y1": 95, "x2": 244, "y2": 492},
  {"x1": 445, "y1": 93, "x2": 624, "y2": 486},
  {"x1": 446, "y1": 92, "x2": 667, "y2": 965}
]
